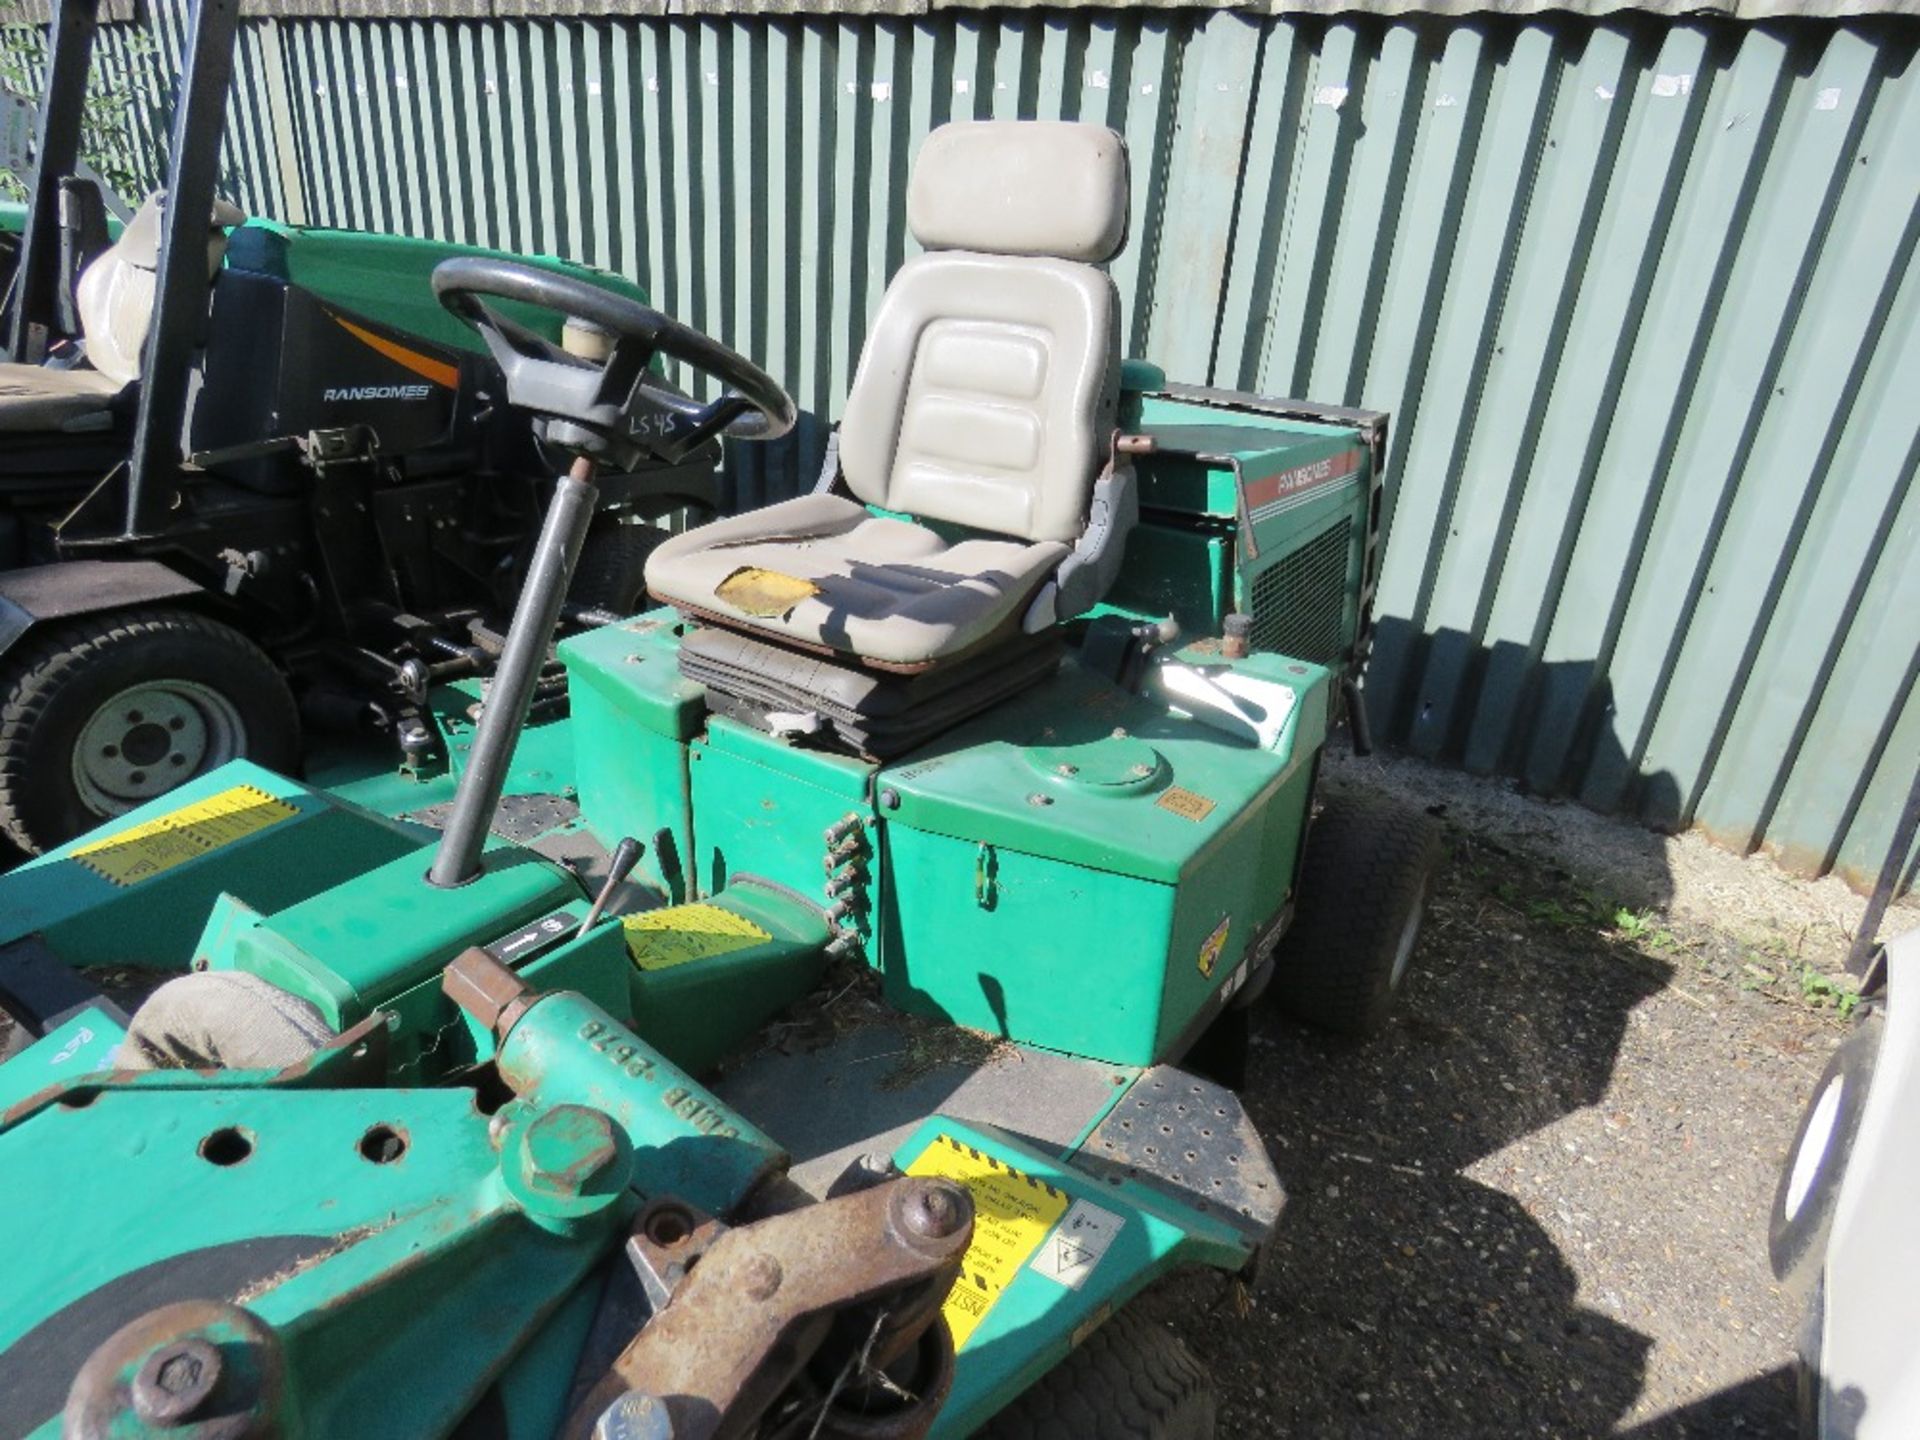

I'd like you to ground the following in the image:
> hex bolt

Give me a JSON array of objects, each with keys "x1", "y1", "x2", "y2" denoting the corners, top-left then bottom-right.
[
  {"x1": 878, "y1": 787, "x2": 901, "y2": 811},
  {"x1": 895, "y1": 1178, "x2": 970, "y2": 1241},
  {"x1": 519, "y1": 1105, "x2": 627, "y2": 1201},
  {"x1": 131, "y1": 1338, "x2": 222, "y2": 1426}
]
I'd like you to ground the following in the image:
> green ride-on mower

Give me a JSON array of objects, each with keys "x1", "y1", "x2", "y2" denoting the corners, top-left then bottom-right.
[
  {"x1": 0, "y1": 120, "x2": 1439, "y2": 1438},
  {"x1": 0, "y1": 0, "x2": 721, "y2": 857}
]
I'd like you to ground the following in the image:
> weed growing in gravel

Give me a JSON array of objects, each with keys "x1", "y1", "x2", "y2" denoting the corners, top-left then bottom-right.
[{"x1": 1797, "y1": 966, "x2": 1862, "y2": 1020}]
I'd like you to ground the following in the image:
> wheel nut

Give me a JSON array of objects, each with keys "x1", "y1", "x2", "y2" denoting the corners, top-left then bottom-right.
[{"x1": 131, "y1": 1338, "x2": 222, "y2": 1425}]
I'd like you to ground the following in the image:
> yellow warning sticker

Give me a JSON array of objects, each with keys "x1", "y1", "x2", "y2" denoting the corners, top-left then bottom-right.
[
  {"x1": 906, "y1": 1133, "x2": 1070, "y2": 1350},
  {"x1": 70, "y1": 784, "x2": 299, "y2": 887},
  {"x1": 1197, "y1": 915, "x2": 1231, "y2": 978},
  {"x1": 621, "y1": 904, "x2": 772, "y2": 972}
]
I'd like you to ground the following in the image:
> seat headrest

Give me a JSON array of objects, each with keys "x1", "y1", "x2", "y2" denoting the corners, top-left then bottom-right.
[
  {"x1": 114, "y1": 190, "x2": 247, "y2": 268},
  {"x1": 907, "y1": 121, "x2": 1129, "y2": 264}
]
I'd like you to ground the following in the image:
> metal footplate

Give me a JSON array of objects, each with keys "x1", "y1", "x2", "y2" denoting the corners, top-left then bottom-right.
[{"x1": 1074, "y1": 1064, "x2": 1284, "y2": 1247}]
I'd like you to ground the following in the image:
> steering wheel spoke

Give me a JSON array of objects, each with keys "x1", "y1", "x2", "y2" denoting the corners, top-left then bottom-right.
[{"x1": 594, "y1": 334, "x2": 657, "y2": 411}]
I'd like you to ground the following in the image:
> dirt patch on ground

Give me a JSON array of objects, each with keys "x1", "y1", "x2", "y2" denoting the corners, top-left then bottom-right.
[{"x1": 1143, "y1": 751, "x2": 1909, "y2": 1437}]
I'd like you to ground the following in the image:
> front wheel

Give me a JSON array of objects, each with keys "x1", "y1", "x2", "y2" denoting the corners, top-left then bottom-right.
[
  {"x1": 0, "y1": 608, "x2": 300, "y2": 854},
  {"x1": 1269, "y1": 792, "x2": 1441, "y2": 1036},
  {"x1": 975, "y1": 1309, "x2": 1216, "y2": 1439}
]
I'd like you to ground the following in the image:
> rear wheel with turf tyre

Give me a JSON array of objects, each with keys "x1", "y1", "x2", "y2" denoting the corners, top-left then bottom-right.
[
  {"x1": 1271, "y1": 792, "x2": 1441, "y2": 1036},
  {"x1": 975, "y1": 1309, "x2": 1216, "y2": 1439},
  {"x1": 569, "y1": 521, "x2": 664, "y2": 617},
  {"x1": 0, "y1": 608, "x2": 300, "y2": 855}
]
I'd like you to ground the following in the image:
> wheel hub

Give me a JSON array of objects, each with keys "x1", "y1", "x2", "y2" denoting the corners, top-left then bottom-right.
[{"x1": 72, "y1": 682, "x2": 246, "y2": 815}]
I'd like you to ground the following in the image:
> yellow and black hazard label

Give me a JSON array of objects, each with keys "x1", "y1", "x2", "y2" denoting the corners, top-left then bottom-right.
[
  {"x1": 71, "y1": 784, "x2": 299, "y2": 887},
  {"x1": 905, "y1": 1133, "x2": 1070, "y2": 1349},
  {"x1": 622, "y1": 904, "x2": 771, "y2": 972}
]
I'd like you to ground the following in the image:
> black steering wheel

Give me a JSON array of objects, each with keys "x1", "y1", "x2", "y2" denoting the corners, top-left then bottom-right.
[{"x1": 432, "y1": 256, "x2": 795, "y2": 468}]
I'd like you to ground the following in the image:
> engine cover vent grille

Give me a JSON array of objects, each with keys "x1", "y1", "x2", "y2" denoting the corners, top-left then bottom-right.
[{"x1": 1249, "y1": 517, "x2": 1352, "y2": 665}]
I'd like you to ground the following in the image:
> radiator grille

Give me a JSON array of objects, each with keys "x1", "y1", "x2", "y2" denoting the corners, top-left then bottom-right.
[{"x1": 1249, "y1": 519, "x2": 1353, "y2": 665}]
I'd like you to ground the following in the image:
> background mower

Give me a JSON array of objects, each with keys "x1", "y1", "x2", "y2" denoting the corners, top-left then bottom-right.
[
  {"x1": 0, "y1": 119, "x2": 1439, "y2": 1438},
  {"x1": 0, "y1": 0, "x2": 719, "y2": 857}
]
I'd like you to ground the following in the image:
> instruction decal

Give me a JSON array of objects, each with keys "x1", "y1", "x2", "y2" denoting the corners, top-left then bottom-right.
[
  {"x1": 71, "y1": 784, "x2": 299, "y2": 887},
  {"x1": 905, "y1": 1133, "x2": 1071, "y2": 1349},
  {"x1": 1197, "y1": 916, "x2": 1231, "y2": 978},
  {"x1": 622, "y1": 904, "x2": 771, "y2": 971},
  {"x1": 1030, "y1": 1198, "x2": 1125, "y2": 1290},
  {"x1": 1156, "y1": 787, "x2": 1217, "y2": 823}
]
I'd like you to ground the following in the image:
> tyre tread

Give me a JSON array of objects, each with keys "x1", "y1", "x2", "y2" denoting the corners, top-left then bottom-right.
[
  {"x1": 0, "y1": 607, "x2": 297, "y2": 853},
  {"x1": 976, "y1": 1309, "x2": 1215, "y2": 1440},
  {"x1": 1271, "y1": 793, "x2": 1441, "y2": 1036}
]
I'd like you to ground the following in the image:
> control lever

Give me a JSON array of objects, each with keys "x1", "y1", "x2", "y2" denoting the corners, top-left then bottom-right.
[{"x1": 577, "y1": 837, "x2": 643, "y2": 940}]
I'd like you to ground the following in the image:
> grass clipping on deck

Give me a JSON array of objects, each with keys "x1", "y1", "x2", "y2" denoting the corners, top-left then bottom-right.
[{"x1": 751, "y1": 958, "x2": 1014, "y2": 1091}]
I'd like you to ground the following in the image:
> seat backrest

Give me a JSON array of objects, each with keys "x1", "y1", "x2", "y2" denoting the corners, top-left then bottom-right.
[
  {"x1": 74, "y1": 190, "x2": 247, "y2": 388},
  {"x1": 838, "y1": 121, "x2": 1128, "y2": 546}
]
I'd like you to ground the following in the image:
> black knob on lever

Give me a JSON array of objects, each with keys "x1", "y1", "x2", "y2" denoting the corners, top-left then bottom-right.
[{"x1": 576, "y1": 836, "x2": 644, "y2": 940}]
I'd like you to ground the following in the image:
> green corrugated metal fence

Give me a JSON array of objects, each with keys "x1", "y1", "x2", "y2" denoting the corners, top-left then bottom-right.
[{"x1": 13, "y1": 3, "x2": 1920, "y2": 895}]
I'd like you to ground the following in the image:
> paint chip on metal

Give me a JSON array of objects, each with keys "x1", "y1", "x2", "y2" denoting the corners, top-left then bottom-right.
[
  {"x1": 1651, "y1": 72, "x2": 1693, "y2": 97},
  {"x1": 1816, "y1": 87, "x2": 1843, "y2": 110},
  {"x1": 1087, "y1": 69, "x2": 1109, "y2": 90},
  {"x1": 1313, "y1": 84, "x2": 1348, "y2": 109}
]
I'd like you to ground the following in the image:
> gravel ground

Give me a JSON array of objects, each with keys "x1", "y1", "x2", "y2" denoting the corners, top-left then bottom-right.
[{"x1": 1142, "y1": 752, "x2": 1916, "y2": 1439}]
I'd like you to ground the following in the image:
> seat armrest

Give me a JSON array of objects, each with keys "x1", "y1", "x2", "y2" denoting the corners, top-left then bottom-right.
[{"x1": 1024, "y1": 459, "x2": 1138, "y2": 632}]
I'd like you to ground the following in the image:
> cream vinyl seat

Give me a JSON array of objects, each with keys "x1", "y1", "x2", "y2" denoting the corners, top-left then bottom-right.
[
  {"x1": 0, "y1": 191, "x2": 243, "y2": 434},
  {"x1": 646, "y1": 120, "x2": 1137, "y2": 672}
]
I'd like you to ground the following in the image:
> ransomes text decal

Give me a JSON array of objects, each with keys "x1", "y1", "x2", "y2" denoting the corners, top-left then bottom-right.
[
  {"x1": 322, "y1": 382, "x2": 435, "y2": 402},
  {"x1": 1242, "y1": 447, "x2": 1360, "y2": 523}
]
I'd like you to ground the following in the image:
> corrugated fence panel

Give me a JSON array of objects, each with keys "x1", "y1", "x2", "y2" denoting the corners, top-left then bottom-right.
[{"x1": 15, "y1": 4, "x2": 1919, "y2": 895}]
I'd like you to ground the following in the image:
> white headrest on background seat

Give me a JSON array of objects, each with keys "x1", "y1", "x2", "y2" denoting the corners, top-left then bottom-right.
[
  {"x1": 74, "y1": 190, "x2": 247, "y2": 388},
  {"x1": 906, "y1": 121, "x2": 1129, "y2": 264}
]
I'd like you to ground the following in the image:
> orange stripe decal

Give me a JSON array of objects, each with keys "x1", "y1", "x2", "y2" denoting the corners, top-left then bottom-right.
[{"x1": 330, "y1": 313, "x2": 460, "y2": 389}]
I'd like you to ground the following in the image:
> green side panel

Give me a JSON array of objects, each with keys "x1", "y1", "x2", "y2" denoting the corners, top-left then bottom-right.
[
  {"x1": 0, "y1": 764, "x2": 424, "y2": 973},
  {"x1": 0, "y1": 1006, "x2": 126, "y2": 1115},
  {"x1": 879, "y1": 829, "x2": 1174, "y2": 1063},
  {"x1": 877, "y1": 659, "x2": 1327, "y2": 1065},
  {"x1": 621, "y1": 881, "x2": 832, "y2": 1076},
  {"x1": 691, "y1": 717, "x2": 874, "y2": 902},
  {"x1": 209, "y1": 843, "x2": 583, "y2": 1028},
  {"x1": 878, "y1": 663, "x2": 1313, "y2": 884},
  {"x1": 893, "y1": 1119, "x2": 1250, "y2": 1440},
  {"x1": 558, "y1": 612, "x2": 705, "y2": 899},
  {"x1": 222, "y1": 221, "x2": 652, "y2": 357}
]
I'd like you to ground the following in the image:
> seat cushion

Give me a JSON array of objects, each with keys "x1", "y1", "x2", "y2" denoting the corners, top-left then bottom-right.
[
  {"x1": 645, "y1": 492, "x2": 1067, "y2": 669},
  {"x1": 0, "y1": 363, "x2": 123, "y2": 434}
]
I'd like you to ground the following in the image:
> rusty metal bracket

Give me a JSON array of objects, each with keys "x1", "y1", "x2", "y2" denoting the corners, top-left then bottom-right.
[{"x1": 563, "y1": 1176, "x2": 973, "y2": 1440}]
